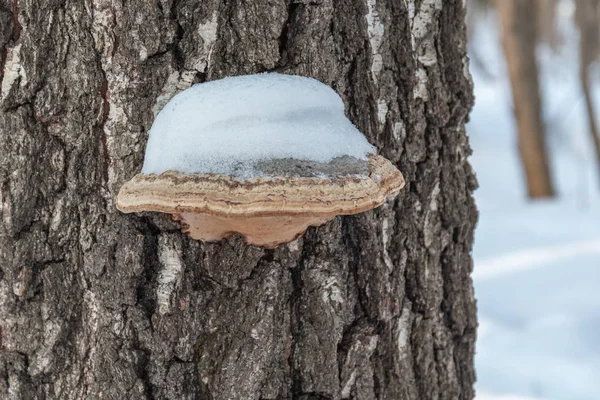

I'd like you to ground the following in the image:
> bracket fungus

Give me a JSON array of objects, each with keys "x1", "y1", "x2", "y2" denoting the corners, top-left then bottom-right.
[{"x1": 117, "y1": 73, "x2": 405, "y2": 248}]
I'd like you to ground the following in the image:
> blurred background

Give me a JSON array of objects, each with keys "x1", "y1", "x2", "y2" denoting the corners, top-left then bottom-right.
[{"x1": 466, "y1": 1, "x2": 600, "y2": 399}]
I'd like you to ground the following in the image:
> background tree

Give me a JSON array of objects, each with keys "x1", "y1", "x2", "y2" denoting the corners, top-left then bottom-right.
[
  {"x1": 575, "y1": 0, "x2": 600, "y2": 189},
  {"x1": 535, "y1": 0, "x2": 559, "y2": 49},
  {"x1": 0, "y1": 0, "x2": 477, "y2": 399},
  {"x1": 495, "y1": 0, "x2": 555, "y2": 198}
]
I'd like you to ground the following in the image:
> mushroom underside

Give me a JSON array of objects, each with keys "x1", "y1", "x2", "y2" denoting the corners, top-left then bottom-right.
[{"x1": 173, "y1": 212, "x2": 331, "y2": 248}]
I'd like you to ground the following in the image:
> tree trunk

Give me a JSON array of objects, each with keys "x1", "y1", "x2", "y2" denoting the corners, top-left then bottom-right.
[
  {"x1": 495, "y1": 0, "x2": 555, "y2": 199},
  {"x1": 535, "y1": 0, "x2": 558, "y2": 49},
  {"x1": 575, "y1": 0, "x2": 600, "y2": 189},
  {"x1": 0, "y1": 1, "x2": 477, "y2": 399}
]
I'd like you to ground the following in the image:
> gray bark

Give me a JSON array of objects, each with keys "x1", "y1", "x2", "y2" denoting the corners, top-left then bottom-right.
[{"x1": 0, "y1": 0, "x2": 477, "y2": 399}]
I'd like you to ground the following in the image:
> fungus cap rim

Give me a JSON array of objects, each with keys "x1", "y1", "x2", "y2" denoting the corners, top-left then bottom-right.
[{"x1": 116, "y1": 153, "x2": 405, "y2": 218}]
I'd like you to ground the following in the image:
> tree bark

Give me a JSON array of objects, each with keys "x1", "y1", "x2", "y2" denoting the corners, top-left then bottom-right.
[
  {"x1": 0, "y1": 1, "x2": 477, "y2": 399},
  {"x1": 495, "y1": 0, "x2": 555, "y2": 199}
]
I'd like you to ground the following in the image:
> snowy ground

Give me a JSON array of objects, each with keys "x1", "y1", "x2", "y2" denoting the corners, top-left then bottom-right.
[{"x1": 467, "y1": 3, "x2": 600, "y2": 400}]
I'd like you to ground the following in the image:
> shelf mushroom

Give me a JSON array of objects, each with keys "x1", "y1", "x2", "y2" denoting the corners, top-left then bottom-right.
[{"x1": 117, "y1": 73, "x2": 405, "y2": 248}]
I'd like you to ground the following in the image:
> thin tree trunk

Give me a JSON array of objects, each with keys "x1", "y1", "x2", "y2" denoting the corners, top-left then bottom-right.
[
  {"x1": 495, "y1": 0, "x2": 555, "y2": 199},
  {"x1": 575, "y1": 0, "x2": 600, "y2": 189},
  {"x1": 0, "y1": 0, "x2": 477, "y2": 399},
  {"x1": 580, "y1": 63, "x2": 600, "y2": 186},
  {"x1": 535, "y1": 0, "x2": 558, "y2": 49}
]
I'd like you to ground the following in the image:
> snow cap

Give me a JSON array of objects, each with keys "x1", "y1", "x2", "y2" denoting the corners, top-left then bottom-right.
[{"x1": 141, "y1": 73, "x2": 377, "y2": 177}]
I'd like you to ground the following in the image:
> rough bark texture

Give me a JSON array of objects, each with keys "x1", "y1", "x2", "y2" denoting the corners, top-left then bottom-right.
[
  {"x1": 495, "y1": 0, "x2": 555, "y2": 199},
  {"x1": 0, "y1": 0, "x2": 477, "y2": 399}
]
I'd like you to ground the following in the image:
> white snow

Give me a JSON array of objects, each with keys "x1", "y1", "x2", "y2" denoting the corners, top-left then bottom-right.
[
  {"x1": 142, "y1": 73, "x2": 375, "y2": 177},
  {"x1": 468, "y1": 5, "x2": 600, "y2": 400}
]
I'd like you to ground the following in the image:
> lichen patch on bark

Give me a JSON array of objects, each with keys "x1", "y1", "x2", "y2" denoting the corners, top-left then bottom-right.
[
  {"x1": 408, "y1": 0, "x2": 443, "y2": 100},
  {"x1": 0, "y1": 44, "x2": 26, "y2": 100},
  {"x1": 365, "y1": 0, "x2": 385, "y2": 83},
  {"x1": 157, "y1": 235, "x2": 183, "y2": 315}
]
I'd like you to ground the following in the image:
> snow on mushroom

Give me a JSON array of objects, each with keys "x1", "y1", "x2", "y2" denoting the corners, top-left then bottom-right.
[{"x1": 117, "y1": 73, "x2": 405, "y2": 248}]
